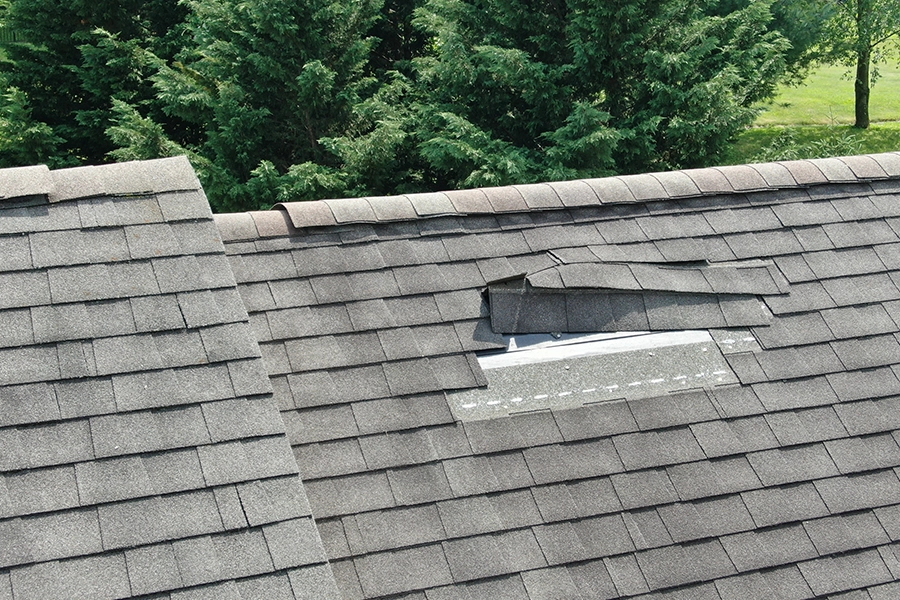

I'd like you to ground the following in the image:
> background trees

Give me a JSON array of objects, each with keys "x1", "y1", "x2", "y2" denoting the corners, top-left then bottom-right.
[
  {"x1": 144, "y1": 0, "x2": 384, "y2": 211},
  {"x1": 0, "y1": 0, "x2": 830, "y2": 211},
  {"x1": 1, "y1": 0, "x2": 185, "y2": 164},
  {"x1": 818, "y1": 0, "x2": 900, "y2": 128}
]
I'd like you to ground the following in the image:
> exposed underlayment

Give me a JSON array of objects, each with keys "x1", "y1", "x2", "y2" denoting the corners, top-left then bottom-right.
[
  {"x1": 5, "y1": 154, "x2": 900, "y2": 598},
  {"x1": 448, "y1": 331, "x2": 739, "y2": 420}
]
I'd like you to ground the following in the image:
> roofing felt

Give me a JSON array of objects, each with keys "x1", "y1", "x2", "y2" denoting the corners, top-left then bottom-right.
[
  {"x1": 7, "y1": 153, "x2": 900, "y2": 599},
  {"x1": 0, "y1": 157, "x2": 338, "y2": 599},
  {"x1": 213, "y1": 152, "x2": 900, "y2": 599}
]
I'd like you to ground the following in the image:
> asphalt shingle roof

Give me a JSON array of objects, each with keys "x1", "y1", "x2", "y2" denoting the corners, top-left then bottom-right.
[
  {"x1": 7, "y1": 153, "x2": 900, "y2": 598},
  {"x1": 0, "y1": 157, "x2": 337, "y2": 599},
  {"x1": 213, "y1": 153, "x2": 900, "y2": 599}
]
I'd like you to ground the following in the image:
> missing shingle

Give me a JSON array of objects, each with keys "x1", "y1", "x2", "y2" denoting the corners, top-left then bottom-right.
[{"x1": 446, "y1": 331, "x2": 742, "y2": 421}]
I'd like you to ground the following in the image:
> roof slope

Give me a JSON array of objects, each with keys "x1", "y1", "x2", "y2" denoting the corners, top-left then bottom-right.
[
  {"x1": 0, "y1": 158, "x2": 338, "y2": 599},
  {"x1": 216, "y1": 154, "x2": 900, "y2": 599}
]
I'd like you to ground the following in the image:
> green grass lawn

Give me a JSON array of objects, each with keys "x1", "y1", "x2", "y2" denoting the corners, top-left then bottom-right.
[
  {"x1": 724, "y1": 121, "x2": 900, "y2": 164},
  {"x1": 755, "y1": 62, "x2": 900, "y2": 126},
  {"x1": 726, "y1": 58, "x2": 900, "y2": 164}
]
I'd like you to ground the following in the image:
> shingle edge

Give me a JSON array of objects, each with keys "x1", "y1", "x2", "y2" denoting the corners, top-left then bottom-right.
[
  {"x1": 242, "y1": 154, "x2": 900, "y2": 232},
  {"x1": 48, "y1": 156, "x2": 200, "y2": 203},
  {"x1": 0, "y1": 164, "x2": 52, "y2": 203}
]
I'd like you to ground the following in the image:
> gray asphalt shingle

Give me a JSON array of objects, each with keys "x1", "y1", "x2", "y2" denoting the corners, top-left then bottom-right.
[
  {"x1": 0, "y1": 159, "x2": 341, "y2": 600},
  {"x1": 741, "y1": 482, "x2": 829, "y2": 528},
  {"x1": 721, "y1": 525, "x2": 817, "y2": 572},
  {"x1": 13, "y1": 154, "x2": 900, "y2": 598}
]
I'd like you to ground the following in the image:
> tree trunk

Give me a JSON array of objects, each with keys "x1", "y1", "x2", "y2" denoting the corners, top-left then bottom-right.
[
  {"x1": 855, "y1": 45, "x2": 871, "y2": 128},
  {"x1": 854, "y1": 0, "x2": 872, "y2": 129}
]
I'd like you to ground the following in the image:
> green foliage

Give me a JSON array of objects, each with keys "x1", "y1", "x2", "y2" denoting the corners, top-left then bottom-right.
[
  {"x1": 820, "y1": 0, "x2": 900, "y2": 70},
  {"x1": 756, "y1": 60, "x2": 900, "y2": 126},
  {"x1": 750, "y1": 126, "x2": 863, "y2": 161},
  {"x1": 2, "y1": 0, "x2": 187, "y2": 162},
  {"x1": 726, "y1": 122, "x2": 900, "y2": 165},
  {"x1": 368, "y1": 0, "x2": 427, "y2": 75},
  {"x1": 718, "y1": 0, "x2": 836, "y2": 80},
  {"x1": 0, "y1": 80, "x2": 67, "y2": 167},
  {"x1": 106, "y1": 98, "x2": 190, "y2": 162},
  {"x1": 769, "y1": 0, "x2": 835, "y2": 78},
  {"x1": 316, "y1": 0, "x2": 788, "y2": 200},
  {"x1": 403, "y1": 0, "x2": 788, "y2": 177},
  {"x1": 147, "y1": 0, "x2": 383, "y2": 209},
  {"x1": 0, "y1": 0, "x2": 798, "y2": 210}
]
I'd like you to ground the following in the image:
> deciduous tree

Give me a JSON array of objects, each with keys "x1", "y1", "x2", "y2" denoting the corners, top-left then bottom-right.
[{"x1": 820, "y1": 0, "x2": 900, "y2": 128}]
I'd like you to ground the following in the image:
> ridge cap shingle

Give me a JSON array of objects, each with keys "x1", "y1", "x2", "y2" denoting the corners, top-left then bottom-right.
[
  {"x1": 47, "y1": 156, "x2": 200, "y2": 203},
  {"x1": 264, "y1": 153, "x2": 900, "y2": 232},
  {"x1": 0, "y1": 164, "x2": 52, "y2": 203}
]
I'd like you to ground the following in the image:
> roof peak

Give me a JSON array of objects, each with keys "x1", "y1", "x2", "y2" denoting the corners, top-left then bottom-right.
[
  {"x1": 216, "y1": 153, "x2": 900, "y2": 240},
  {"x1": 0, "y1": 156, "x2": 199, "y2": 206}
]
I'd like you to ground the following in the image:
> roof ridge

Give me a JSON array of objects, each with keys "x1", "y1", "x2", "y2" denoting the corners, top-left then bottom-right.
[
  {"x1": 0, "y1": 156, "x2": 201, "y2": 206},
  {"x1": 211, "y1": 152, "x2": 900, "y2": 241},
  {"x1": 48, "y1": 156, "x2": 200, "y2": 203},
  {"x1": 0, "y1": 164, "x2": 52, "y2": 203}
]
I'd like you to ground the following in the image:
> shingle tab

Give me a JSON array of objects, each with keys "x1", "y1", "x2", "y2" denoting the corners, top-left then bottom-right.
[
  {"x1": 742, "y1": 482, "x2": 829, "y2": 528},
  {"x1": 387, "y1": 462, "x2": 452, "y2": 505},
  {"x1": 614, "y1": 428, "x2": 704, "y2": 470},
  {"x1": 825, "y1": 433, "x2": 900, "y2": 474},
  {"x1": 90, "y1": 405, "x2": 210, "y2": 457},
  {"x1": 816, "y1": 470, "x2": 900, "y2": 513},
  {"x1": 355, "y1": 544, "x2": 452, "y2": 597},
  {"x1": 748, "y1": 443, "x2": 839, "y2": 486},
  {"x1": 686, "y1": 168, "x2": 734, "y2": 194},
  {"x1": 611, "y1": 468, "x2": 679, "y2": 510},
  {"x1": 0, "y1": 382, "x2": 60, "y2": 426},
  {"x1": 799, "y1": 548, "x2": 893, "y2": 596},
  {"x1": 804, "y1": 511, "x2": 889, "y2": 555},
  {"x1": 1, "y1": 419, "x2": 94, "y2": 470},
  {"x1": 765, "y1": 406, "x2": 847, "y2": 446},
  {"x1": 721, "y1": 524, "x2": 817, "y2": 572},
  {"x1": 636, "y1": 539, "x2": 736, "y2": 590},
  {"x1": 5, "y1": 466, "x2": 78, "y2": 516},
  {"x1": 668, "y1": 457, "x2": 761, "y2": 500},
  {"x1": 658, "y1": 495, "x2": 755, "y2": 544},
  {"x1": 548, "y1": 180, "x2": 600, "y2": 207}
]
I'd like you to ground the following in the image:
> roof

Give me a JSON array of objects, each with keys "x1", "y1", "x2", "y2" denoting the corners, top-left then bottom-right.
[
  {"x1": 215, "y1": 153, "x2": 900, "y2": 600},
  {"x1": 0, "y1": 157, "x2": 338, "y2": 599},
  {"x1": 5, "y1": 154, "x2": 900, "y2": 599}
]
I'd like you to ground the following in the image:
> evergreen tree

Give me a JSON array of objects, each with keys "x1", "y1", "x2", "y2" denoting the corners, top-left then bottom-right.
[
  {"x1": 412, "y1": 0, "x2": 788, "y2": 175},
  {"x1": 2, "y1": 0, "x2": 186, "y2": 163},
  {"x1": 0, "y1": 75, "x2": 65, "y2": 167},
  {"x1": 319, "y1": 0, "x2": 789, "y2": 193},
  {"x1": 369, "y1": 0, "x2": 427, "y2": 76},
  {"x1": 106, "y1": 0, "x2": 791, "y2": 209},
  {"x1": 138, "y1": 0, "x2": 383, "y2": 210},
  {"x1": 715, "y1": 0, "x2": 835, "y2": 81}
]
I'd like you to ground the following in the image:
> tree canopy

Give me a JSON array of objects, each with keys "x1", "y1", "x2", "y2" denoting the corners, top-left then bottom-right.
[
  {"x1": 0, "y1": 0, "x2": 799, "y2": 211},
  {"x1": 818, "y1": 0, "x2": 900, "y2": 128}
]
